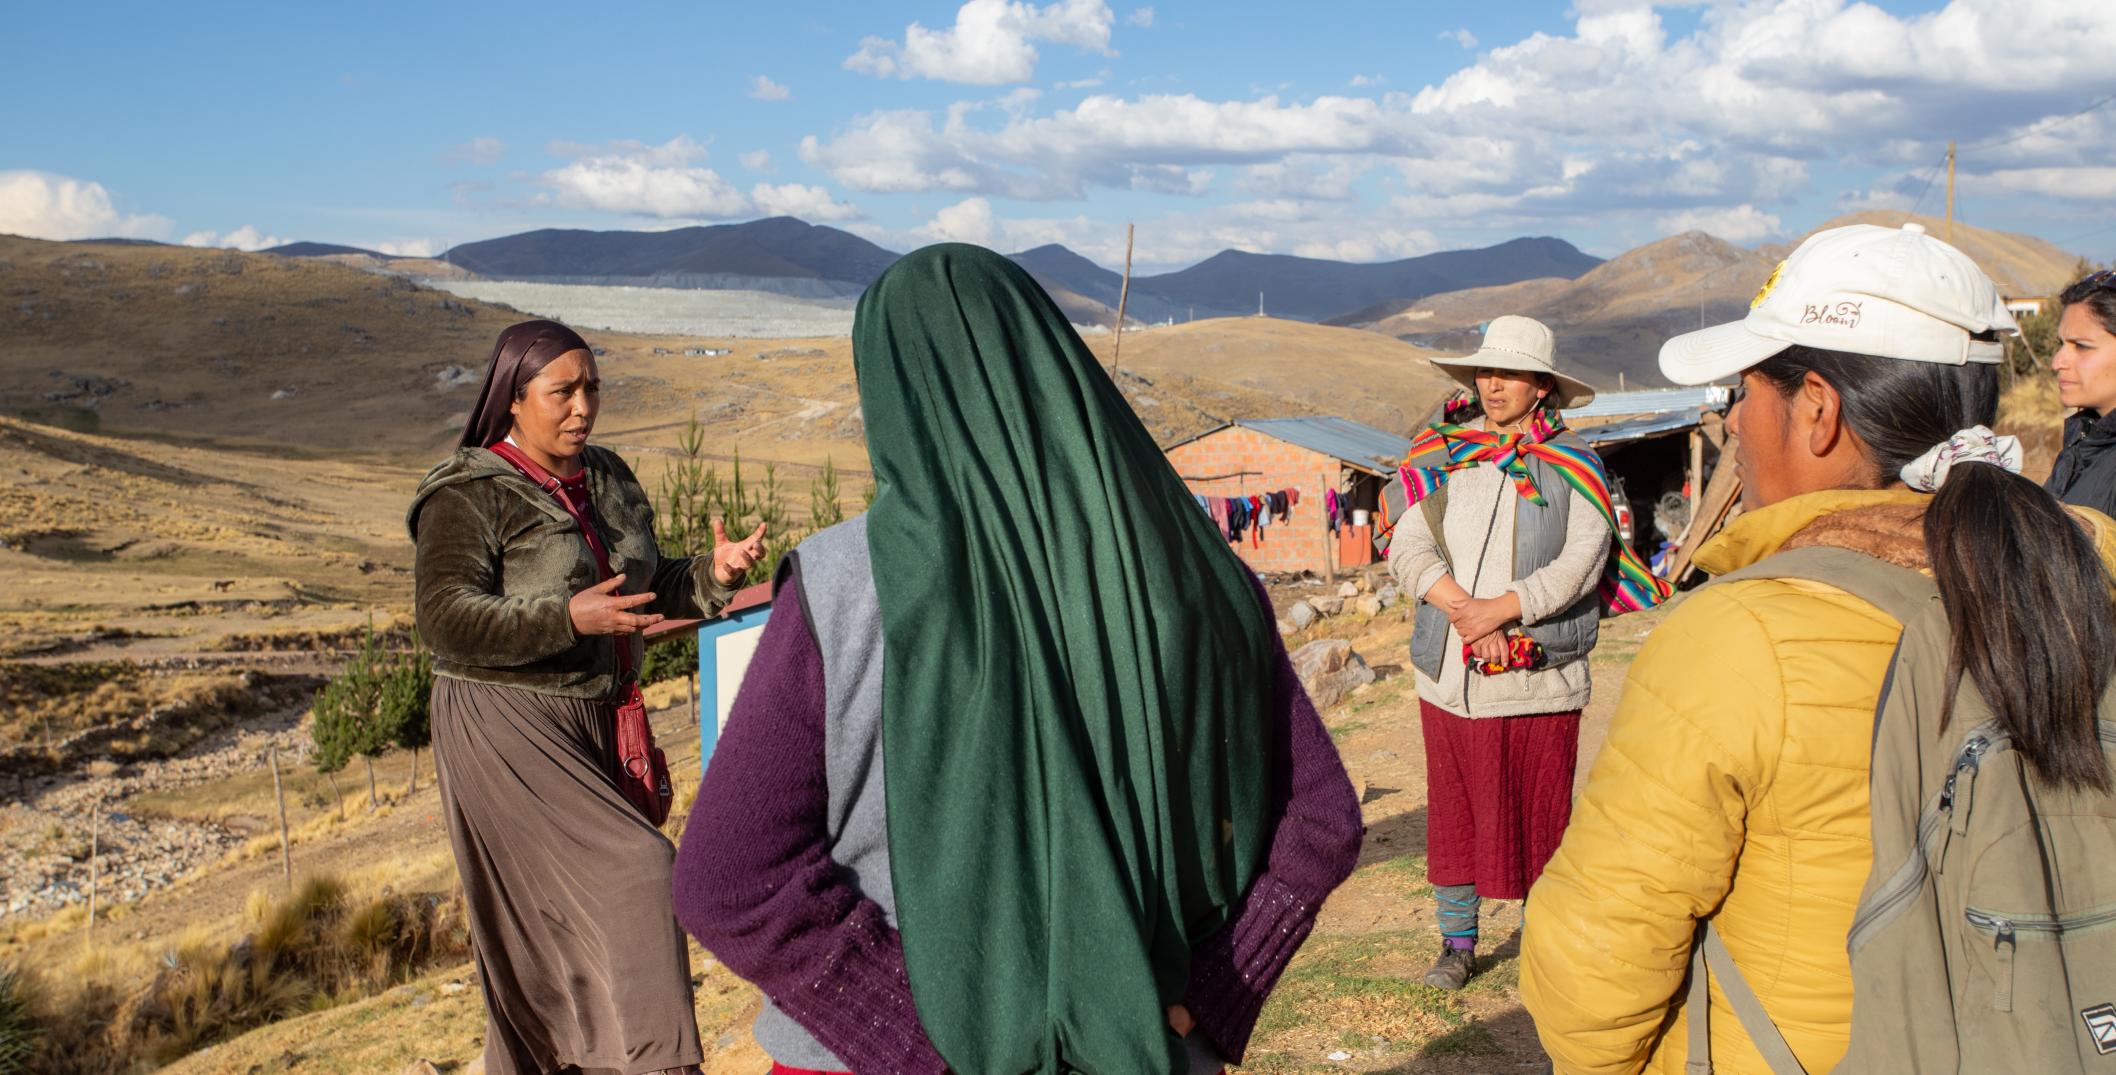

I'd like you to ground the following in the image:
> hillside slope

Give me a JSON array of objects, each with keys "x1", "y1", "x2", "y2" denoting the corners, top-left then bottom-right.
[{"x1": 1352, "y1": 213, "x2": 2085, "y2": 388}]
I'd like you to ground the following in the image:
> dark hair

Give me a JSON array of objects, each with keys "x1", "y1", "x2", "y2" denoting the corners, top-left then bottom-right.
[
  {"x1": 1756, "y1": 345, "x2": 2115, "y2": 792},
  {"x1": 2060, "y1": 269, "x2": 2116, "y2": 337}
]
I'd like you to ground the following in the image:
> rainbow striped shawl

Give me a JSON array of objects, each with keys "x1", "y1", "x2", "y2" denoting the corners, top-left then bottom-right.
[{"x1": 1397, "y1": 409, "x2": 1674, "y2": 615}]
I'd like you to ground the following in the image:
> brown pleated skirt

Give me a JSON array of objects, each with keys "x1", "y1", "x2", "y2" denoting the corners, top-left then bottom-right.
[{"x1": 432, "y1": 675, "x2": 701, "y2": 1075}]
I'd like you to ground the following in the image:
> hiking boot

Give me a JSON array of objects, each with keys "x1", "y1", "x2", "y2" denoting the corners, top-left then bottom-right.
[{"x1": 1422, "y1": 944, "x2": 1475, "y2": 989}]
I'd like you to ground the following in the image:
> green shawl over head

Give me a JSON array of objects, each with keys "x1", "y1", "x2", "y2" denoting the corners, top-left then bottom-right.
[{"x1": 856, "y1": 244, "x2": 1274, "y2": 1074}]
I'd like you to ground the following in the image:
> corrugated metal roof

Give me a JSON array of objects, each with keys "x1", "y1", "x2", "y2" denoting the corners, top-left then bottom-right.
[
  {"x1": 1565, "y1": 386, "x2": 1731, "y2": 419},
  {"x1": 1227, "y1": 416, "x2": 1416, "y2": 474},
  {"x1": 1576, "y1": 407, "x2": 1710, "y2": 448}
]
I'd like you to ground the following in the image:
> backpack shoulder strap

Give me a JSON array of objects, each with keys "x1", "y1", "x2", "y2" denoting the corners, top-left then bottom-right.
[
  {"x1": 1705, "y1": 545, "x2": 1938, "y2": 626},
  {"x1": 1687, "y1": 922, "x2": 1811, "y2": 1075},
  {"x1": 1684, "y1": 546, "x2": 1936, "y2": 1075}
]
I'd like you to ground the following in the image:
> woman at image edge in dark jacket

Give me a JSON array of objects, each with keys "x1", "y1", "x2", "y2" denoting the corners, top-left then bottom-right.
[{"x1": 2047, "y1": 269, "x2": 2116, "y2": 517}]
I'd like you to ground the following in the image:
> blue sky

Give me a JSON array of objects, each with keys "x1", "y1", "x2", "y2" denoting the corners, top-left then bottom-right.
[{"x1": 6, "y1": 0, "x2": 2114, "y2": 270}]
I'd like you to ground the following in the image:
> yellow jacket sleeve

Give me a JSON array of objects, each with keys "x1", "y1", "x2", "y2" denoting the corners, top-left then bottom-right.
[{"x1": 1519, "y1": 584, "x2": 1789, "y2": 1075}]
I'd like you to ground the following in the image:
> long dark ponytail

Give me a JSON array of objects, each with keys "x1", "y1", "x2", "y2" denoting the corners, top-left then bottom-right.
[{"x1": 1756, "y1": 345, "x2": 2115, "y2": 792}]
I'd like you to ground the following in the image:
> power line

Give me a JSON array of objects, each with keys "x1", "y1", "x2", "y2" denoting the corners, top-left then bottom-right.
[
  {"x1": 1905, "y1": 153, "x2": 1949, "y2": 218},
  {"x1": 2055, "y1": 219, "x2": 2116, "y2": 245},
  {"x1": 1958, "y1": 90, "x2": 2116, "y2": 155}
]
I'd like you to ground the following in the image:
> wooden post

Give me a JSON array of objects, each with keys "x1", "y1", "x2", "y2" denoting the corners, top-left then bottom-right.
[
  {"x1": 1687, "y1": 429, "x2": 1706, "y2": 517},
  {"x1": 87, "y1": 801, "x2": 99, "y2": 938},
  {"x1": 270, "y1": 745, "x2": 292, "y2": 888},
  {"x1": 1321, "y1": 470, "x2": 1336, "y2": 583},
  {"x1": 1111, "y1": 223, "x2": 1134, "y2": 372},
  {"x1": 1945, "y1": 140, "x2": 1956, "y2": 244},
  {"x1": 1667, "y1": 438, "x2": 1745, "y2": 585}
]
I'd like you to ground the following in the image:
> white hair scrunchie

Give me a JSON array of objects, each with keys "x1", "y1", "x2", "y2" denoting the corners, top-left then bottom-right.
[{"x1": 1900, "y1": 425, "x2": 2023, "y2": 492}]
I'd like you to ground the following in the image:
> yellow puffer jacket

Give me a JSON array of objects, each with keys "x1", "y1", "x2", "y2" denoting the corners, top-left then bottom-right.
[{"x1": 1520, "y1": 488, "x2": 2116, "y2": 1075}]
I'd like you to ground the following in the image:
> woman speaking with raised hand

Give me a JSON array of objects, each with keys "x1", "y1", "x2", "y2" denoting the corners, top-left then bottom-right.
[{"x1": 408, "y1": 318, "x2": 766, "y2": 1075}]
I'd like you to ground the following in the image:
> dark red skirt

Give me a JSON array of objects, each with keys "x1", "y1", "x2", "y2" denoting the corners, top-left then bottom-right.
[{"x1": 1418, "y1": 699, "x2": 1581, "y2": 900}]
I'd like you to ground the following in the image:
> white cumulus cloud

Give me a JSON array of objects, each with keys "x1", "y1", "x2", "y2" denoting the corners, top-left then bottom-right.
[
  {"x1": 0, "y1": 171, "x2": 170, "y2": 241},
  {"x1": 181, "y1": 225, "x2": 289, "y2": 251},
  {"x1": 805, "y1": 0, "x2": 2116, "y2": 248},
  {"x1": 739, "y1": 149, "x2": 774, "y2": 172},
  {"x1": 540, "y1": 136, "x2": 751, "y2": 219},
  {"x1": 1126, "y1": 6, "x2": 1154, "y2": 28},
  {"x1": 748, "y1": 75, "x2": 791, "y2": 101},
  {"x1": 845, "y1": 0, "x2": 1114, "y2": 85},
  {"x1": 373, "y1": 238, "x2": 444, "y2": 258},
  {"x1": 918, "y1": 197, "x2": 998, "y2": 245},
  {"x1": 751, "y1": 183, "x2": 862, "y2": 221},
  {"x1": 1438, "y1": 28, "x2": 1476, "y2": 49},
  {"x1": 1656, "y1": 204, "x2": 1784, "y2": 244}
]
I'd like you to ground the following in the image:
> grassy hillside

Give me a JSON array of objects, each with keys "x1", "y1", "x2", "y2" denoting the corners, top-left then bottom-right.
[
  {"x1": 1089, "y1": 316, "x2": 1461, "y2": 435},
  {"x1": 1350, "y1": 212, "x2": 2088, "y2": 389}
]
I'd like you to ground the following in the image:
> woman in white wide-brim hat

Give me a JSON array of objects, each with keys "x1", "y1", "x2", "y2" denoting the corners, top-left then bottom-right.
[{"x1": 1385, "y1": 314, "x2": 1651, "y2": 991}]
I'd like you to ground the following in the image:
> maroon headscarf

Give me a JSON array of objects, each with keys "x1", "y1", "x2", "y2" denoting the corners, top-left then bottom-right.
[{"x1": 458, "y1": 320, "x2": 594, "y2": 449}]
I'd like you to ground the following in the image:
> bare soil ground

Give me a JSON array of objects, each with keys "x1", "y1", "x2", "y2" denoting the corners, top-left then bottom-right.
[{"x1": 42, "y1": 585, "x2": 1665, "y2": 1075}]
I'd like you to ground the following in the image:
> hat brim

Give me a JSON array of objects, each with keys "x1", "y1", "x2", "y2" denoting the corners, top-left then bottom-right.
[
  {"x1": 1431, "y1": 348, "x2": 1597, "y2": 410},
  {"x1": 1658, "y1": 320, "x2": 1792, "y2": 386}
]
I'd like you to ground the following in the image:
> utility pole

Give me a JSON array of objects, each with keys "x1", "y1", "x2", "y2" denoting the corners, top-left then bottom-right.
[
  {"x1": 1112, "y1": 223, "x2": 1134, "y2": 372},
  {"x1": 1945, "y1": 140, "x2": 1957, "y2": 243}
]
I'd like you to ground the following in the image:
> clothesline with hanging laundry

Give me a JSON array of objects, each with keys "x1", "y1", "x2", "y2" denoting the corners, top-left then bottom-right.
[{"x1": 1193, "y1": 488, "x2": 1301, "y2": 547}]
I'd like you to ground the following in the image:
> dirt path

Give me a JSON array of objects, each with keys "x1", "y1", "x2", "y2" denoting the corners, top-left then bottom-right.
[{"x1": 1231, "y1": 575, "x2": 1658, "y2": 1073}]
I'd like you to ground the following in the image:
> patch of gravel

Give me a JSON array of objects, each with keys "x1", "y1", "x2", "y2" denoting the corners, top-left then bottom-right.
[{"x1": 1, "y1": 703, "x2": 310, "y2": 919}]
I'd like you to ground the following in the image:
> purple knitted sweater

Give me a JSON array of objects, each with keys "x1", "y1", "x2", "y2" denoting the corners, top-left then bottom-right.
[{"x1": 672, "y1": 567, "x2": 1363, "y2": 1073}]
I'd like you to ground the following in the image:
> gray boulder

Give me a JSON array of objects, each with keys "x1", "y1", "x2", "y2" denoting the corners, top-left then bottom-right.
[
  {"x1": 1290, "y1": 639, "x2": 1376, "y2": 709},
  {"x1": 1286, "y1": 600, "x2": 1318, "y2": 630}
]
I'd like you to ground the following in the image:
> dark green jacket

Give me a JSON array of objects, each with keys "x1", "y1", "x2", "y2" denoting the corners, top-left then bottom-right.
[{"x1": 407, "y1": 444, "x2": 738, "y2": 700}]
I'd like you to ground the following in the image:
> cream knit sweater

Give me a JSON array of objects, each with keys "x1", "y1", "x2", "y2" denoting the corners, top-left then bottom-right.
[{"x1": 1387, "y1": 459, "x2": 1610, "y2": 718}]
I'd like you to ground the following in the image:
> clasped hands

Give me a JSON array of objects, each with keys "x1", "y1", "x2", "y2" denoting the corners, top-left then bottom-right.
[{"x1": 1428, "y1": 578, "x2": 1524, "y2": 665}]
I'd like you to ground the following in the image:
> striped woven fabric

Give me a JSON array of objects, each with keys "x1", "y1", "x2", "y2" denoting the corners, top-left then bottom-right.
[{"x1": 1398, "y1": 410, "x2": 1674, "y2": 615}]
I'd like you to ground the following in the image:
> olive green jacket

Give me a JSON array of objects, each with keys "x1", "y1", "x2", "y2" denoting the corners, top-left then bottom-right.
[{"x1": 407, "y1": 444, "x2": 739, "y2": 700}]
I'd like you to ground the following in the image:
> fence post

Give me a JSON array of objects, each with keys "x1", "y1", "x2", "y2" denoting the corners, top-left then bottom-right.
[
  {"x1": 270, "y1": 744, "x2": 293, "y2": 888},
  {"x1": 87, "y1": 801, "x2": 99, "y2": 938}
]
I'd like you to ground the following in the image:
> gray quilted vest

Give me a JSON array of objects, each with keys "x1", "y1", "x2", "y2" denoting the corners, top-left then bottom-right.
[{"x1": 1408, "y1": 431, "x2": 1601, "y2": 682}]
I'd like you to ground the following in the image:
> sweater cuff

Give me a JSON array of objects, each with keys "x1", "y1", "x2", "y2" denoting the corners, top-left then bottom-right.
[
  {"x1": 766, "y1": 901, "x2": 951, "y2": 1075},
  {"x1": 1184, "y1": 873, "x2": 1327, "y2": 1063},
  {"x1": 1508, "y1": 580, "x2": 1546, "y2": 626},
  {"x1": 532, "y1": 590, "x2": 580, "y2": 653},
  {"x1": 694, "y1": 561, "x2": 744, "y2": 619},
  {"x1": 1414, "y1": 563, "x2": 1450, "y2": 602}
]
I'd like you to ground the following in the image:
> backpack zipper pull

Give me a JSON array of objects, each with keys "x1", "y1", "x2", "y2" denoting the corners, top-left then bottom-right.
[
  {"x1": 1948, "y1": 737, "x2": 1988, "y2": 838},
  {"x1": 1968, "y1": 909, "x2": 2018, "y2": 1012},
  {"x1": 1991, "y1": 917, "x2": 2016, "y2": 1012}
]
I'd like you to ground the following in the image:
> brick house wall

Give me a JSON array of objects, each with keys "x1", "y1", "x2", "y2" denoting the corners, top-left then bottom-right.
[{"x1": 1166, "y1": 426, "x2": 1347, "y2": 575}]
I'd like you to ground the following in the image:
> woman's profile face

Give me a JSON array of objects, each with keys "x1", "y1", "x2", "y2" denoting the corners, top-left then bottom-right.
[
  {"x1": 2053, "y1": 302, "x2": 2116, "y2": 416},
  {"x1": 508, "y1": 349, "x2": 599, "y2": 462},
  {"x1": 1474, "y1": 367, "x2": 1547, "y2": 427}
]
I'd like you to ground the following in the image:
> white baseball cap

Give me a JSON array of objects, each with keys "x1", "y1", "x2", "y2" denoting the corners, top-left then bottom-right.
[{"x1": 1658, "y1": 222, "x2": 2017, "y2": 386}]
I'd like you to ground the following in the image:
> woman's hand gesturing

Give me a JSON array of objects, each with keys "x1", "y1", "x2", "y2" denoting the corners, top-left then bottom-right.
[
  {"x1": 711, "y1": 520, "x2": 769, "y2": 585},
  {"x1": 568, "y1": 573, "x2": 664, "y2": 636}
]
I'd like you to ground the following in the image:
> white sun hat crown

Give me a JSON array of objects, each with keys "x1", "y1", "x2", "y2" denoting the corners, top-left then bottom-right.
[
  {"x1": 1658, "y1": 222, "x2": 2018, "y2": 387},
  {"x1": 1431, "y1": 314, "x2": 1596, "y2": 409}
]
